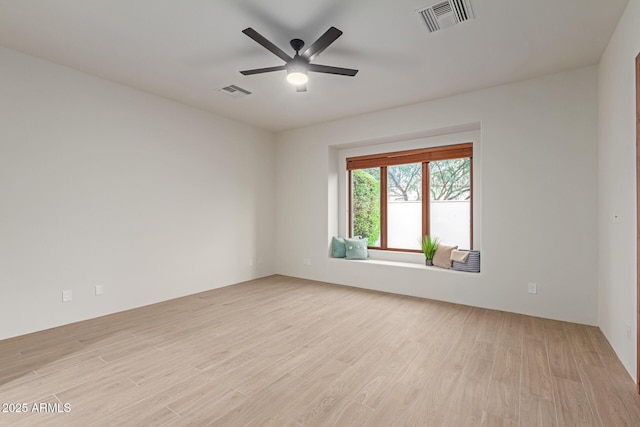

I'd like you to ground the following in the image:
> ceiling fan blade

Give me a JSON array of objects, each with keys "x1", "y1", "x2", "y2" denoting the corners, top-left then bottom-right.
[
  {"x1": 240, "y1": 65, "x2": 287, "y2": 75},
  {"x1": 242, "y1": 28, "x2": 292, "y2": 62},
  {"x1": 296, "y1": 84, "x2": 307, "y2": 93},
  {"x1": 302, "y1": 27, "x2": 343, "y2": 60},
  {"x1": 308, "y1": 64, "x2": 358, "y2": 76}
]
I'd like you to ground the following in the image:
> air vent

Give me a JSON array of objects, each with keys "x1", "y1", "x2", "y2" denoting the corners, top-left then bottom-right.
[
  {"x1": 218, "y1": 85, "x2": 252, "y2": 98},
  {"x1": 417, "y1": 0, "x2": 474, "y2": 33}
]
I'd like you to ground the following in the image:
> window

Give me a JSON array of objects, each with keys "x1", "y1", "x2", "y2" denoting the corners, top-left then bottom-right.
[{"x1": 347, "y1": 143, "x2": 473, "y2": 251}]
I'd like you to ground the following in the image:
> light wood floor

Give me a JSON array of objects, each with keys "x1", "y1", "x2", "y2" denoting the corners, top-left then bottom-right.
[{"x1": 1, "y1": 275, "x2": 640, "y2": 426}]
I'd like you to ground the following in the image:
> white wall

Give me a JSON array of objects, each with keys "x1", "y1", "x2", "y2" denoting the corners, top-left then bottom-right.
[
  {"x1": 0, "y1": 48, "x2": 276, "y2": 340},
  {"x1": 598, "y1": 0, "x2": 640, "y2": 381},
  {"x1": 276, "y1": 66, "x2": 598, "y2": 325}
]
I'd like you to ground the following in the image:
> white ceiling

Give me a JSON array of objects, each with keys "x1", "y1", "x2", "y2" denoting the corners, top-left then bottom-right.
[{"x1": 0, "y1": 0, "x2": 629, "y2": 132}]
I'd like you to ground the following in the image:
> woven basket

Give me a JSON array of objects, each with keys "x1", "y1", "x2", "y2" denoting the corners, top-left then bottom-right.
[{"x1": 452, "y1": 250, "x2": 480, "y2": 273}]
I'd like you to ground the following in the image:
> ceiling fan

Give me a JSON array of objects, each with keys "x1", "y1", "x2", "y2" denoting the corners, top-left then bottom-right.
[{"x1": 240, "y1": 27, "x2": 358, "y2": 92}]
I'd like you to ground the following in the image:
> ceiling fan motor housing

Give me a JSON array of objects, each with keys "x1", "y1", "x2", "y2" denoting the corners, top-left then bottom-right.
[{"x1": 287, "y1": 55, "x2": 309, "y2": 74}]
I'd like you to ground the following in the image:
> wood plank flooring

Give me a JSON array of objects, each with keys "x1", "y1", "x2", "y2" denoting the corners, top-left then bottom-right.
[{"x1": 0, "y1": 275, "x2": 639, "y2": 426}]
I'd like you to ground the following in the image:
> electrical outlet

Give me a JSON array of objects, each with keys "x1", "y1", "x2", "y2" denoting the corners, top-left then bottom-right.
[
  {"x1": 62, "y1": 289, "x2": 73, "y2": 302},
  {"x1": 307, "y1": 258, "x2": 312, "y2": 266},
  {"x1": 527, "y1": 283, "x2": 537, "y2": 294},
  {"x1": 249, "y1": 258, "x2": 253, "y2": 266},
  {"x1": 95, "y1": 285, "x2": 104, "y2": 296},
  {"x1": 626, "y1": 323, "x2": 632, "y2": 340}
]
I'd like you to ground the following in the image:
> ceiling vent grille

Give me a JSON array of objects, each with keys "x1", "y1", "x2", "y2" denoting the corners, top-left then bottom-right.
[
  {"x1": 417, "y1": 0, "x2": 474, "y2": 33},
  {"x1": 218, "y1": 85, "x2": 252, "y2": 98}
]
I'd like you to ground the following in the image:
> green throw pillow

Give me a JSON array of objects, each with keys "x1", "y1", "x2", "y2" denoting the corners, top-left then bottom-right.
[
  {"x1": 331, "y1": 237, "x2": 346, "y2": 258},
  {"x1": 344, "y1": 237, "x2": 369, "y2": 260}
]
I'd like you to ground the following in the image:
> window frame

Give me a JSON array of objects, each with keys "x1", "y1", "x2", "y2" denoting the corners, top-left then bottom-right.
[{"x1": 347, "y1": 142, "x2": 473, "y2": 252}]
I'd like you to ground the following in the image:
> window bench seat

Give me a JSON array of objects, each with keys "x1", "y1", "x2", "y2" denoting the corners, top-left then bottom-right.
[{"x1": 327, "y1": 257, "x2": 480, "y2": 274}]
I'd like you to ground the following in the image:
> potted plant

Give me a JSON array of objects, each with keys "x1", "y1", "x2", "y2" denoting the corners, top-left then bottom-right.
[{"x1": 422, "y1": 235, "x2": 440, "y2": 266}]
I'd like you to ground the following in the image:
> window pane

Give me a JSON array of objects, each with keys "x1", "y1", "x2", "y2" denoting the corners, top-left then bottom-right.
[
  {"x1": 387, "y1": 163, "x2": 422, "y2": 250},
  {"x1": 351, "y1": 168, "x2": 381, "y2": 246},
  {"x1": 429, "y1": 158, "x2": 471, "y2": 249}
]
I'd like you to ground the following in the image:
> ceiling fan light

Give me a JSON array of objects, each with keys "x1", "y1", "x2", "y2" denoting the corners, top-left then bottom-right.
[{"x1": 286, "y1": 71, "x2": 308, "y2": 85}]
